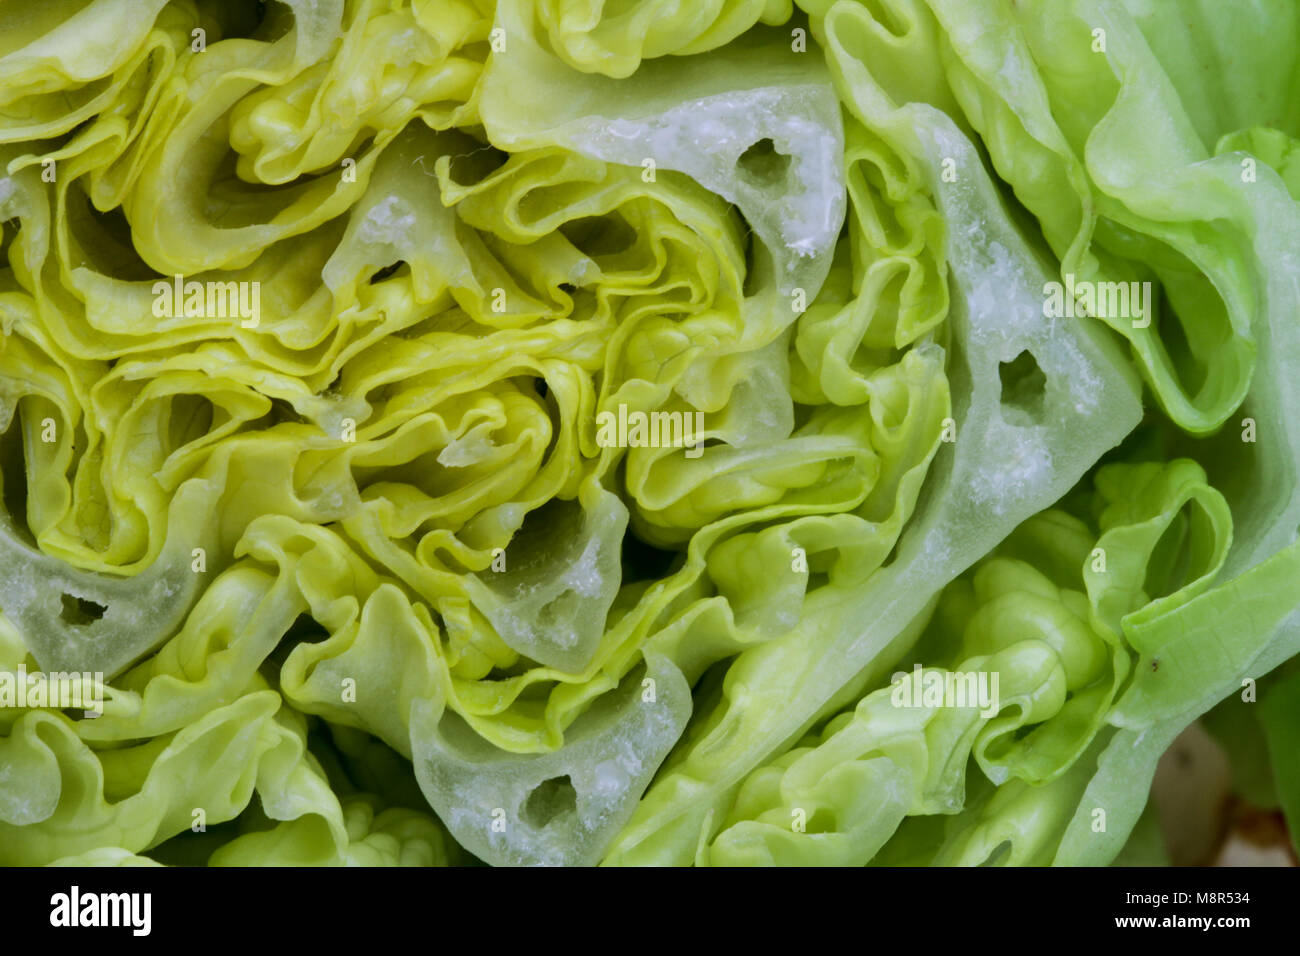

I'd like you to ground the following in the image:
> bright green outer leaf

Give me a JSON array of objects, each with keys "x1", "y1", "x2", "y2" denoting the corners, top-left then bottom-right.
[
  {"x1": 1053, "y1": 54, "x2": 1300, "y2": 869},
  {"x1": 1109, "y1": 801, "x2": 1169, "y2": 867},
  {"x1": 1204, "y1": 125, "x2": 1300, "y2": 580},
  {"x1": 916, "y1": 0, "x2": 1272, "y2": 435},
  {"x1": 1119, "y1": 0, "x2": 1300, "y2": 152},
  {"x1": 1201, "y1": 693, "x2": 1278, "y2": 812},
  {"x1": 1055, "y1": 542, "x2": 1300, "y2": 864},
  {"x1": 1258, "y1": 666, "x2": 1300, "y2": 856}
]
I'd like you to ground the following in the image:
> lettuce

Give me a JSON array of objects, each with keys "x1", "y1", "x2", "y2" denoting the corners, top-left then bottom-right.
[{"x1": 0, "y1": 0, "x2": 1297, "y2": 868}]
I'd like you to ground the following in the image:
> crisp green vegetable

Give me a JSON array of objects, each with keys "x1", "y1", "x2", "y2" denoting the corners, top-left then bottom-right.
[{"x1": 0, "y1": 0, "x2": 1297, "y2": 867}]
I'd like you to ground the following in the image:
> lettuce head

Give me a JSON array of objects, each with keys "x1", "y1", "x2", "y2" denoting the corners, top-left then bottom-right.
[{"x1": 0, "y1": 0, "x2": 1298, "y2": 867}]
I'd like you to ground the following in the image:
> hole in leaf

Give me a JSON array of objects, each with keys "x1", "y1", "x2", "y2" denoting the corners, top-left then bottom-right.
[
  {"x1": 999, "y1": 350, "x2": 1048, "y2": 422},
  {"x1": 736, "y1": 138, "x2": 792, "y2": 185},
  {"x1": 521, "y1": 775, "x2": 578, "y2": 828},
  {"x1": 60, "y1": 594, "x2": 107, "y2": 627},
  {"x1": 369, "y1": 260, "x2": 405, "y2": 284}
]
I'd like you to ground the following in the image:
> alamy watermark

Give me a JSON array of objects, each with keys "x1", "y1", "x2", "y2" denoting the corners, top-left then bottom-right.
[
  {"x1": 595, "y1": 404, "x2": 706, "y2": 458},
  {"x1": 0, "y1": 665, "x2": 104, "y2": 715},
  {"x1": 50, "y1": 886, "x2": 150, "y2": 935},
  {"x1": 890, "y1": 663, "x2": 1000, "y2": 717},
  {"x1": 152, "y1": 274, "x2": 260, "y2": 328},
  {"x1": 1043, "y1": 274, "x2": 1152, "y2": 328}
]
